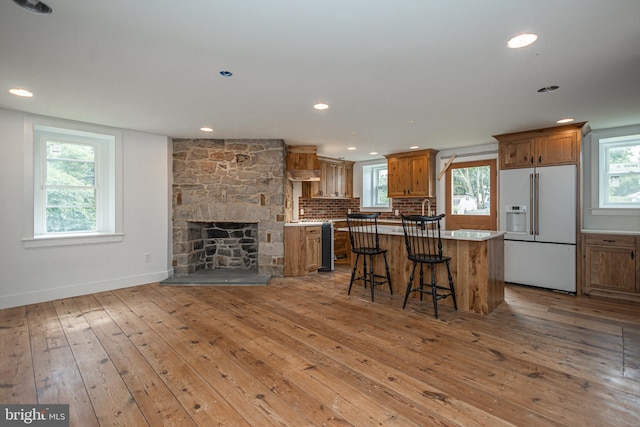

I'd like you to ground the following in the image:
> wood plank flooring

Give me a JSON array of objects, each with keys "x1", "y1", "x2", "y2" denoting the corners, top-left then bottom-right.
[{"x1": 1, "y1": 265, "x2": 639, "y2": 426}]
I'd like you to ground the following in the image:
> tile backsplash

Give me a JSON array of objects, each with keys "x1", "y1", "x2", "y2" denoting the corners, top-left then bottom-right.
[{"x1": 298, "y1": 197, "x2": 436, "y2": 220}]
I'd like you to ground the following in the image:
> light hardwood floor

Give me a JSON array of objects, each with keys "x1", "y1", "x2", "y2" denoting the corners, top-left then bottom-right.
[{"x1": 1, "y1": 265, "x2": 639, "y2": 426}]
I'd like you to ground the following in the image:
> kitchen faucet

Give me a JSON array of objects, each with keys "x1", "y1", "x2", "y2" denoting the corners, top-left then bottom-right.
[{"x1": 421, "y1": 198, "x2": 431, "y2": 216}]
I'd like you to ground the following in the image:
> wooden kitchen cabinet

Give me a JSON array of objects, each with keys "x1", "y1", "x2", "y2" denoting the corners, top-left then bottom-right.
[
  {"x1": 385, "y1": 149, "x2": 437, "y2": 198},
  {"x1": 333, "y1": 220, "x2": 350, "y2": 262},
  {"x1": 583, "y1": 233, "x2": 639, "y2": 301},
  {"x1": 305, "y1": 227, "x2": 322, "y2": 271},
  {"x1": 284, "y1": 225, "x2": 322, "y2": 276},
  {"x1": 495, "y1": 122, "x2": 586, "y2": 169},
  {"x1": 303, "y1": 157, "x2": 354, "y2": 198}
]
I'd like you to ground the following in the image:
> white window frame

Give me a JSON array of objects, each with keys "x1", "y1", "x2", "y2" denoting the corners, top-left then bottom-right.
[
  {"x1": 360, "y1": 161, "x2": 391, "y2": 211},
  {"x1": 23, "y1": 117, "x2": 124, "y2": 247},
  {"x1": 594, "y1": 134, "x2": 640, "y2": 214}
]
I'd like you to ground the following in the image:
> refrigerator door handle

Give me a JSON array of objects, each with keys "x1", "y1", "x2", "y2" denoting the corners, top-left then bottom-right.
[
  {"x1": 534, "y1": 173, "x2": 540, "y2": 235},
  {"x1": 529, "y1": 173, "x2": 534, "y2": 235}
]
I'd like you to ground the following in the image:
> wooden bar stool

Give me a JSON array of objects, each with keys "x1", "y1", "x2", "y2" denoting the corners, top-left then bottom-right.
[
  {"x1": 401, "y1": 214, "x2": 457, "y2": 318},
  {"x1": 346, "y1": 213, "x2": 392, "y2": 301}
]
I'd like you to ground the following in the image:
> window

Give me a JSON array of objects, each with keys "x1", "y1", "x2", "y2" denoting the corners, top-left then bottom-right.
[
  {"x1": 445, "y1": 159, "x2": 497, "y2": 230},
  {"x1": 599, "y1": 134, "x2": 640, "y2": 208},
  {"x1": 33, "y1": 124, "x2": 117, "y2": 237},
  {"x1": 361, "y1": 162, "x2": 390, "y2": 209}
]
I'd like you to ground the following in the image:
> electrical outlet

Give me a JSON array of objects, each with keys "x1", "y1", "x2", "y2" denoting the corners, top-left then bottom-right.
[
  {"x1": 395, "y1": 209, "x2": 399, "y2": 216},
  {"x1": 347, "y1": 208, "x2": 351, "y2": 214},
  {"x1": 300, "y1": 208, "x2": 304, "y2": 216},
  {"x1": 144, "y1": 252, "x2": 151, "y2": 262}
]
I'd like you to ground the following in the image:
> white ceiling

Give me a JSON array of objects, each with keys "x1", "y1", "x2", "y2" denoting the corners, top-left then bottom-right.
[{"x1": 1, "y1": 0, "x2": 640, "y2": 161}]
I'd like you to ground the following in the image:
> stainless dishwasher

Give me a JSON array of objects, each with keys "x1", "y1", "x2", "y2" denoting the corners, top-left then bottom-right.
[{"x1": 318, "y1": 222, "x2": 335, "y2": 272}]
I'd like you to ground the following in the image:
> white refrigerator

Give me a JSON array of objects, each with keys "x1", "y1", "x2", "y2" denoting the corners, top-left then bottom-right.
[{"x1": 499, "y1": 164, "x2": 577, "y2": 293}]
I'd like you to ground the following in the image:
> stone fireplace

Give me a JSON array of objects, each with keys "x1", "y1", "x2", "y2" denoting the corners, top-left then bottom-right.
[
  {"x1": 182, "y1": 221, "x2": 258, "y2": 273},
  {"x1": 172, "y1": 139, "x2": 292, "y2": 277}
]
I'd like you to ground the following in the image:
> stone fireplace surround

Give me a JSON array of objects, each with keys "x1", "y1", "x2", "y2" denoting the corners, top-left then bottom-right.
[{"x1": 172, "y1": 139, "x2": 291, "y2": 277}]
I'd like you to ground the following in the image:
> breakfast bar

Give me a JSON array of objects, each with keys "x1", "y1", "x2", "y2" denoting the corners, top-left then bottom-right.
[{"x1": 340, "y1": 225, "x2": 506, "y2": 315}]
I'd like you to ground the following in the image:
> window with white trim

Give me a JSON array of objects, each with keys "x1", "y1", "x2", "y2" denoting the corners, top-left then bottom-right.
[
  {"x1": 33, "y1": 125, "x2": 116, "y2": 236},
  {"x1": 599, "y1": 134, "x2": 640, "y2": 208},
  {"x1": 361, "y1": 162, "x2": 389, "y2": 209}
]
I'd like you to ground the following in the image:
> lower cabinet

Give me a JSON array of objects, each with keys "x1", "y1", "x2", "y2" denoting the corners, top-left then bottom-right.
[
  {"x1": 333, "y1": 220, "x2": 350, "y2": 261},
  {"x1": 583, "y1": 233, "x2": 639, "y2": 300},
  {"x1": 305, "y1": 227, "x2": 322, "y2": 271},
  {"x1": 284, "y1": 225, "x2": 322, "y2": 276}
]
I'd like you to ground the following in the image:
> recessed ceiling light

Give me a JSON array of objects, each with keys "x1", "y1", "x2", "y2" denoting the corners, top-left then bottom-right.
[
  {"x1": 9, "y1": 88, "x2": 33, "y2": 97},
  {"x1": 347, "y1": 147, "x2": 356, "y2": 151},
  {"x1": 409, "y1": 145, "x2": 420, "y2": 150},
  {"x1": 13, "y1": 0, "x2": 52, "y2": 14},
  {"x1": 408, "y1": 120, "x2": 414, "y2": 124},
  {"x1": 537, "y1": 85, "x2": 559, "y2": 93},
  {"x1": 314, "y1": 103, "x2": 329, "y2": 110},
  {"x1": 369, "y1": 152, "x2": 378, "y2": 155},
  {"x1": 557, "y1": 118, "x2": 574, "y2": 124},
  {"x1": 219, "y1": 70, "x2": 233, "y2": 77},
  {"x1": 507, "y1": 33, "x2": 538, "y2": 48},
  {"x1": 200, "y1": 127, "x2": 213, "y2": 132}
]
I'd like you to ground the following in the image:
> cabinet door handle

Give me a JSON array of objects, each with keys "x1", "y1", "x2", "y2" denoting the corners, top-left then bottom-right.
[
  {"x1": 538, "y1": 155, "x2": 542, "y2": 164},
  {"x1": 632, "y1": 251, "x2": 635, "y2": 260},
  {"x1": 603, "y1": 239, "x2": 616, "y2": 243}
]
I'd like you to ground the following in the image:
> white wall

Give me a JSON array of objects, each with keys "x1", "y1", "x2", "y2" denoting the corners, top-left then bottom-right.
[
  {"x1": 0, "y1": 109, "x2": 171, "y2": 309},
  {"x1": 582, "y1": 124, "x2": 640, "y2": 232}
]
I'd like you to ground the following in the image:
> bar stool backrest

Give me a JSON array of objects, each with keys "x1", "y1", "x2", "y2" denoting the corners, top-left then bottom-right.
[
  {"x1": 401, "y1": 214, "x2": 446, "y2": 263},
  {"x1": 347, "y1": 213, "x2": 381, "y2": 254}
]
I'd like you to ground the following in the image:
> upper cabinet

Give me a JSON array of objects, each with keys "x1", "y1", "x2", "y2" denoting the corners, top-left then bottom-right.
[
  {"x1": 302, "y1": 156, "x2": 354, "y2": 198},
  {"x1": 494, "y1": 122, "x2": 588, "y2": 169},
  {"x1": 385, "y1": 149, "x2": 437, "y2": 198}
]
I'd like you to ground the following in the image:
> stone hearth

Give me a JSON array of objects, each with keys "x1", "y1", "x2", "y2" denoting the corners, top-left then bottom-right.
[{"x1": 172, "y1": 139, "x2": 292, "y2": 277}]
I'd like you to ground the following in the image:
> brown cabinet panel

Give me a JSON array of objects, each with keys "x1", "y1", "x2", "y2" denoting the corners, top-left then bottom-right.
[
  {"x1": 410, "y1": 156, "x2": 429, "y2": 196},
  {"x1": 387, "y1": 157, "x2": 409, "y2": 197},
  {"x1": 284, "y1": 225, "x2": 322, "y2": 276},
  {"x1": 303, "y1": 157, "x2": 354, "y2": 198},
  {"x1": 535, "y1": 131, "x2": 578, "y2": 166},
  {"x1": 333, "y1": 220, "x2": 350, "y2": 262},
  {"x1": 385, "y1": 149, "x2": 437, "y2": 198},
  {"x1": 495, "y1": 122, "x2": 586, "y2": 170},
  {"x1": 305, "y1": 227, "x2": 322, "y2": 271},
  {"x1": 583, "y1": 233, "x2": 639, "y2": 299},
  {"x1": 585, "y1": 234, "x2": 637, "y2": 247},
  {"x1": 499, "y1": 138, "x2": 533, "y2": 168}
]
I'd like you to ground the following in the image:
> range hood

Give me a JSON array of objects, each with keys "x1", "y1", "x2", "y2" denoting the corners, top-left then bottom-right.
[{"x1": 286, "y1": 145, "x2": 321, "y2": 181}]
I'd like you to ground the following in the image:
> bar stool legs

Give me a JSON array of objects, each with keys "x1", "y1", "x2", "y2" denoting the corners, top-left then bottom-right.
[
  {"x1": 403, "y1": 261, "x2": 457, "y2": 319},
  {"x1": 347, "y1": 252, "x2": 392, "y2": 302}
]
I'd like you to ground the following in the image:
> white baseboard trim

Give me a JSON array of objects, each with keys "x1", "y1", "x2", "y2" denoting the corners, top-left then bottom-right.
[{"x1": 0, "y1": 270, "x2": 172, "y2": 310}]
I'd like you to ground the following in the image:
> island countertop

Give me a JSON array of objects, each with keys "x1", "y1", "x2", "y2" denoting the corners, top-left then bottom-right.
[
  {"x1": 337, "y1": 225, "x2": 505, "y2": 242},
  {"x1": 339, "y1": 226, "x2": 505, "y2": 315}
]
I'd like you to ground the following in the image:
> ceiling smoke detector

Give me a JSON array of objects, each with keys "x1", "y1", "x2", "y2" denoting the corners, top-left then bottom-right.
[{"x1": 13, "y1": 0, "x2": 52, "y2": 14}]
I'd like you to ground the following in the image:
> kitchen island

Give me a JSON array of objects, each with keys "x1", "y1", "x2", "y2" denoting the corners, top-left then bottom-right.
[{"x1": 338, "y1": 225, "x2": 505, "y2": 315}]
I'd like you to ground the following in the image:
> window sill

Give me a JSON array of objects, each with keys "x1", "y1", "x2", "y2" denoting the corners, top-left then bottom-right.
[
  {"x1": 23, "y1": 232, "x2": 124, "y2": 248},
  {"x1": 360, "y1": 207, "x2": 392, "y2": 213},
  {"x1": 590, "y1": 207, "x2": 640, "y2": 216}
]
